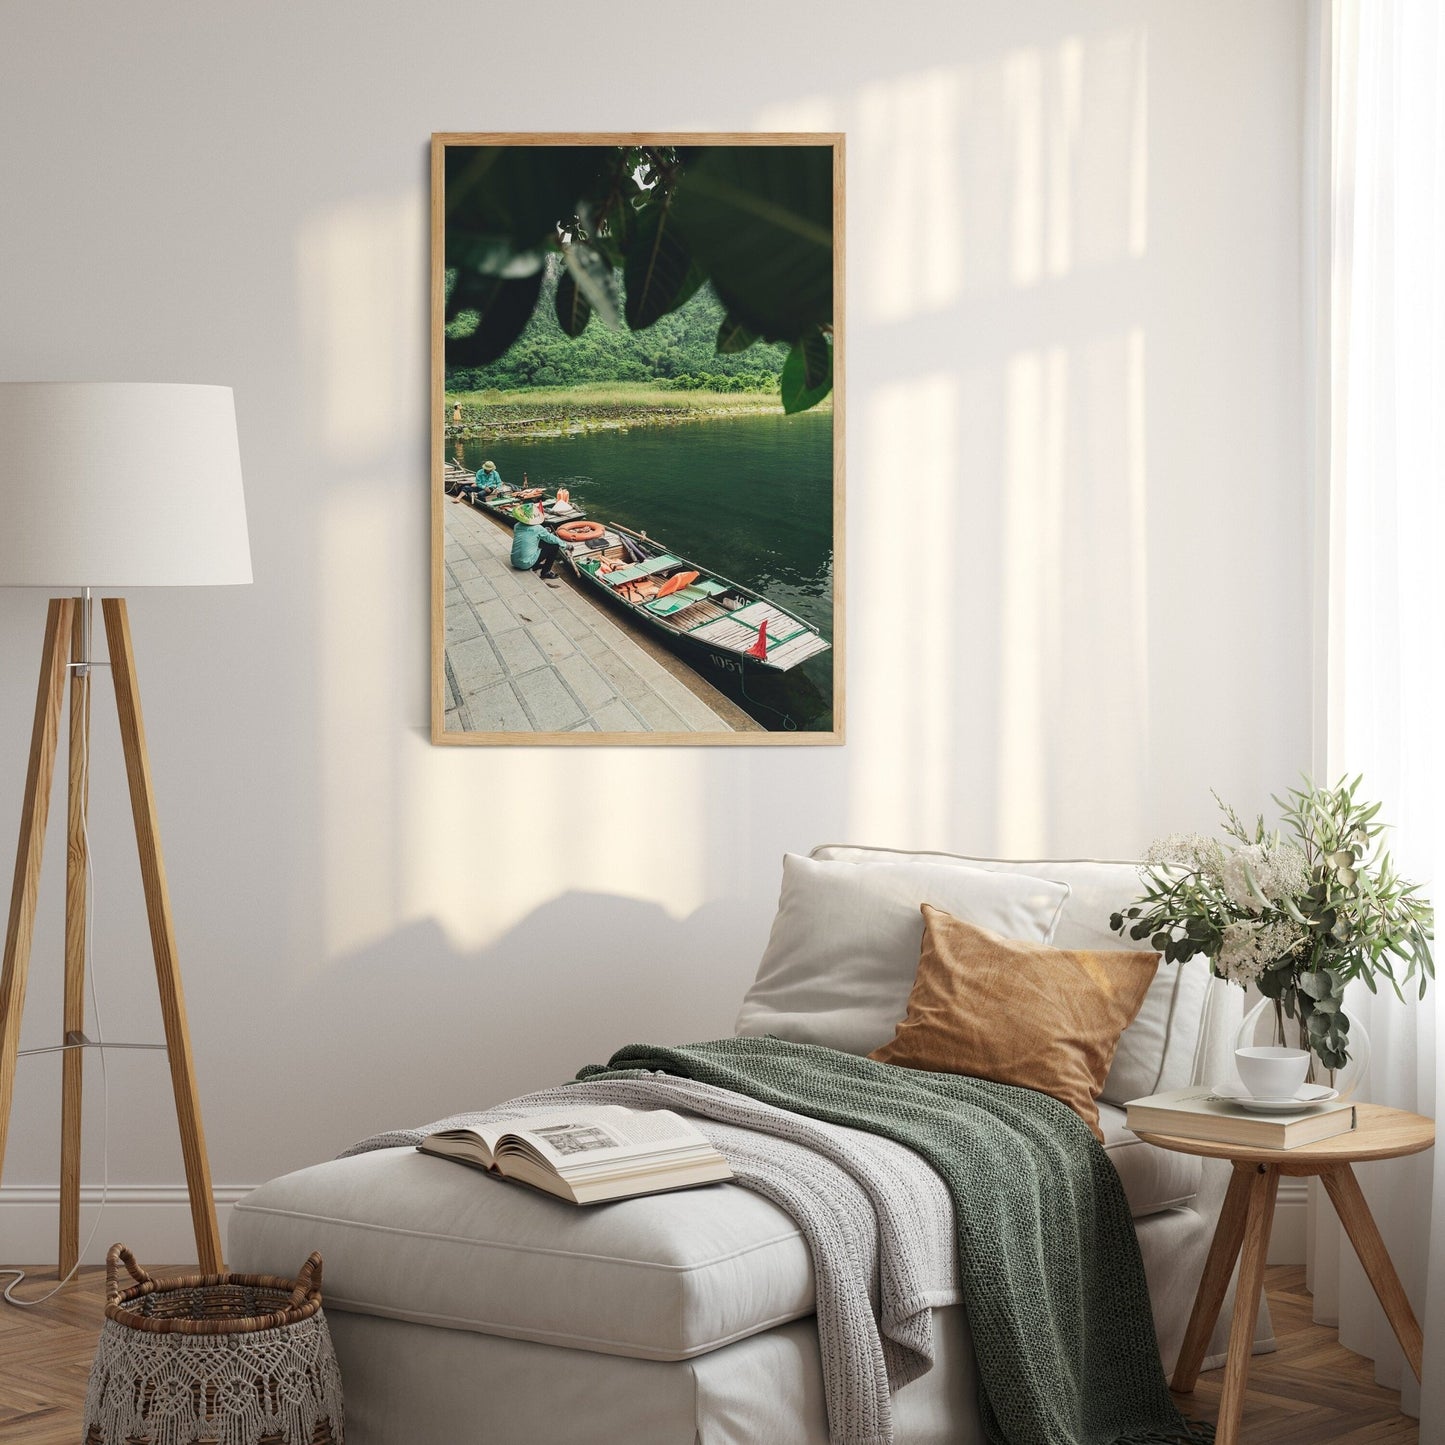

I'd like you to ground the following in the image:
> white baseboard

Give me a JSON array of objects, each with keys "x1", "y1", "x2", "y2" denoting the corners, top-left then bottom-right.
[
  {"x1": 1268, "y1": 1178, "x2": 1309, "y2": 1265},
  {"x1": 0, "y1": 1184, "x2": 256, "y2": 1267}
]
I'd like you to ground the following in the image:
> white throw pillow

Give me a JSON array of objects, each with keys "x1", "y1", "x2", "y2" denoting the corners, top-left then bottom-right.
[
  {"x1": 810, "y1": 845, "x2": 1213, "y2": 1105},
  {"x1": 735, "y1": 853, "x2": 1071, "y2": 1057}
]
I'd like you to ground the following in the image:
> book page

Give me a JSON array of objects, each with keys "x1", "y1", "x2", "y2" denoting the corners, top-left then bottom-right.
[
  {"x1": 430, "y1": 1107, "x2": 630, "y2": 1160},
  {"x1": 500, "y1": 1106, "x2": 708, "y2": 1170}
]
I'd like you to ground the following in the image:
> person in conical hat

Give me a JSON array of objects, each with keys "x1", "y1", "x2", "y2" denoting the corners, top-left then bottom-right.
[
  {"x1": 509, "y1": 501, "x2": 563, "y2": 581},
  {"x1": 474, "y1": 459, "x2": 502, "y2": 498}
]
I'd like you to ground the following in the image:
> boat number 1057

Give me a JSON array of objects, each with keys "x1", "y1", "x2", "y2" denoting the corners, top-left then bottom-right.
[{"x1": 711, "y1": 653, "x2": 742, "y2": 674}]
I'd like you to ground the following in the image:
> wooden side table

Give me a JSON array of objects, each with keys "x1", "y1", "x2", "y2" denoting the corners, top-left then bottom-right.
[{"x1": 1138, "y1": 1102, "x2": 1434, "y2": 1445}]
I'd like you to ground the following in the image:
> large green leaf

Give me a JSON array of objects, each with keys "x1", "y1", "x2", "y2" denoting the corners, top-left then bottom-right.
[
  {"x1": 673, "y1": 145, "x2": 834, "y2": 342},
  {"x1": 554, "y1": 269, "x2": 592, "y2": 337},
  {"x1": 561, "y1": 242, "x2": 620, "y2": 330},
  {"x1": 445, "y1": 145, "x2": 606, "y2": 256},
  {"x1": 445, "y1": 268, "x2": 545, "y2": 366},
  {"x1": 780, "y1": 333, "x2": 833, "y2": 413},
  {"x1": 624, "y1": 198, "x2": 703, "y2": 330},
  {"x1": 716, "y1": 314, "x2": 757, "y2": 354},
  {"x1": 800, "y1": 329, "x2": 830, "y2": 390}
]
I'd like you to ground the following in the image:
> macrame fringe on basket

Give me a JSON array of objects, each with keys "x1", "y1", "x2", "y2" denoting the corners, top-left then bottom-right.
[{"x1": 83, "y1": 1243, "x2": 344, "y2": 1445}]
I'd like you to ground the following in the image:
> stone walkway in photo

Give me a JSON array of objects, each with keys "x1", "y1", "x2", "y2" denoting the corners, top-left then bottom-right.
[{"x1": 443, "y1": 499, "x2": 756, "y2": 735}]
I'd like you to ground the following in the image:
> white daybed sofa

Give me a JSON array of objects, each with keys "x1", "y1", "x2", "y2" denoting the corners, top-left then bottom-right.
[{"x1": 230, "y1": 851, "x2": 1271, "y2": 1444}]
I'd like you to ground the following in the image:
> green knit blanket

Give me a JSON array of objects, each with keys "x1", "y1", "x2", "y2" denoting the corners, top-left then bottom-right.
[{"x1": 579, "y1": 1037, "x2": 1212, "y2": 1445}]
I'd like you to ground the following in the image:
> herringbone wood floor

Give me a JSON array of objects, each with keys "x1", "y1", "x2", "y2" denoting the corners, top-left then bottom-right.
[{"x1": 0, "y1": 1264, "x2": 1419, "y2": 1442}]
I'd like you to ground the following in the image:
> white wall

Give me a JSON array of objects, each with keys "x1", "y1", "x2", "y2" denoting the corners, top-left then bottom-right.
[{"x1": 0, "y1": 0, "x2": 1311, "y2": 1261}]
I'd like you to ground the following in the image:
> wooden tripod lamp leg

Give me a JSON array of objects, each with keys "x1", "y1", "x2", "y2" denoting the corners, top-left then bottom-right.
[
  {"x1": 103, "y1": 597, "x2": 223, "y2": 1272},
  {"x1": 59, "y1": 601, "x2": 93, "y2": 1277},
  {"x1": 0, "y1": 599, "x2": 73, "y2": 1190}
]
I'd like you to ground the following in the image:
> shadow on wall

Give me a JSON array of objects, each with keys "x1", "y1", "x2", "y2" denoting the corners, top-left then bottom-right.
[{"x1": 273, "y1": 891, "x2": 755, "y2": 1171}]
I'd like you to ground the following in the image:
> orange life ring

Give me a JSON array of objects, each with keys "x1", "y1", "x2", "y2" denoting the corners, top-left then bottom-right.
[
  {"x1": 656, "y1": 570, "x2": 701, "y2": 598},
  {"x1": 557, "y1": 520, "x2": 605, "y2": 542}
]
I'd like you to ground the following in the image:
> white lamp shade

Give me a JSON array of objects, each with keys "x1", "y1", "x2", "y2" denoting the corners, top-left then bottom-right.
[{"x1": 0, "y1": 382, "x2": 252, "y2": 588}]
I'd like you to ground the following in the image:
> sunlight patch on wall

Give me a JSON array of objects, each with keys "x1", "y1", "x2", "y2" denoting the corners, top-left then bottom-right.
[
  {"x1": 858, "y1": 67, "x2": 968, "y2": 321},
  {"x1": 299, "y1": 192, "x2": 424, "y2": 960},
  {"x1": 398, "y1": 745, "x2": 714, "y2": 954},
  {"x1": 315, "y1": 486, "x2": 403, "y2": 959},
  {"x1": 298, "y1": 193, "x2": 424, "y2": 467},
  {"x1": 996, "y1": 348, "x2": 1067, "y2": 854},
  {"x1": 846, "y1": 372, "x2": 960, "y2": 843},
  {"x1": 860, "y1": 29, "x2": 1147, "y2": 321},
  {"x1": 1124, "y1": 326, "x2": 1150, "y2": 764},
  {"x1": 993, "y1": 330, "x2": 1152, "y2": 855}
]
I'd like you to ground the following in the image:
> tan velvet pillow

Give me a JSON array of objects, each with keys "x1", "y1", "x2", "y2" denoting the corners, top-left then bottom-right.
[{"x1": 869, "y1": 905, "x2": 1160, "y2": 1139}]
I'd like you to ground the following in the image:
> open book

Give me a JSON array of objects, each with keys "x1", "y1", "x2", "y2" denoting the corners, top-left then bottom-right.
[{"x1": 417, "y1": 1104, "x2": 733, "y2": 1205}]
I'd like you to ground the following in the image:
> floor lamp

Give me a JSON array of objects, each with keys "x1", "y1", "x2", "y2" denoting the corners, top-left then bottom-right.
[{"x1": 0, "y1": 383, "x2": 252, "y2": 1277}]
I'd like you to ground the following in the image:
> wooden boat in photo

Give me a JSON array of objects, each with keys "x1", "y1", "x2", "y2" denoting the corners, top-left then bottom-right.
[
  {"x1": 443, "y1": 460, "x2": 586, "y2": 525},
  {"x1": 560, "y1": 521, "x2": 831, "y2": 677}
]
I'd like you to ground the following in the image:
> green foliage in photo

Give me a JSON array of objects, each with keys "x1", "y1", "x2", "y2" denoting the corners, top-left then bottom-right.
[{"x1": 444, "y1": 143, "x2": 835, "y2": 412}]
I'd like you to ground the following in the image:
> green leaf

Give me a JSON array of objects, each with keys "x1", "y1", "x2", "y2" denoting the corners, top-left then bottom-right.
[
  {"x1": 780, "y1": 334, "x2": 833, "y2": 414},
  {"x1": 445, "y1": 145, "x2": 606, "y2": 254},
  {"x1": 1298, "y1": 970, "x2": 1331, "y2": 1000},
  {"x1": 561, "y1": 243, "x2": 620, "y2": 330},
  {"x1": 716, "y1": 314, "x2": 758, "y2": 354},
  {"x1": 672, "y1": 144, "x2": 833, "y2": 342},
  {"x1": 624, "y1": 198, "x2": 704, "y2": 330},
  {"x1": 554, "y1": 269, "x2": 592, "y2": 337},
  {"x1": 444, "y1": 268, "x2": 545, "y2": 367},
  {"x1": 800, "y1": 329, "x2": 830, "y2": 391}
]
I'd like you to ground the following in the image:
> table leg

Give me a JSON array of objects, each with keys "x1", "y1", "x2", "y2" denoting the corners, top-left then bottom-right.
[
  {"x1": 1321, "y1": 1163, "x2": 1424, "y2": 1380},
  {"x1": 1215, "y1": 1164, "x2": 1279, "y2": 1445},
  {"x1": 1172, "y1": 1162, "x2": 1256, "y2": 1392}
]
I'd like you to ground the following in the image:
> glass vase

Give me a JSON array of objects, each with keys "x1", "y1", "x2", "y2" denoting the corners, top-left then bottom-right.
[{"x1": 1234, "y1": 996, "x2": 1370, "y2": 1101}]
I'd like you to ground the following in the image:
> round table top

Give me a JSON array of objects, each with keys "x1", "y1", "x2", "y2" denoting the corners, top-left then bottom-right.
[{"x1": 1136, "y1": 1101, "x2": 1435, "y2": 1170}]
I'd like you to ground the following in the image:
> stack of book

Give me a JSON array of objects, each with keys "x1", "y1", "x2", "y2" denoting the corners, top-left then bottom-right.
[{"x1": 1126, "y1": 1088, "x2": 1357, "y2": 1149}]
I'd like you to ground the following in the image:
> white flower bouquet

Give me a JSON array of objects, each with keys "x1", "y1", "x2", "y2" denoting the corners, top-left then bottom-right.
[{"x1": 1112, "y1": 778, "x2": 1434, "y2": 1070}]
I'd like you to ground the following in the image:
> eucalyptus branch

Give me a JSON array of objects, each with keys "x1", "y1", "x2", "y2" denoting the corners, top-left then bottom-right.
[{"x1": 1114, "y1": 778, "x2": 1434, "y2": 1071}]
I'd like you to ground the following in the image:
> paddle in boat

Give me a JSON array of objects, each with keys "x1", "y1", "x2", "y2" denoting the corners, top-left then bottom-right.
[{"x1": 557, "y1": 519, "x2": 830, "y2": 678}]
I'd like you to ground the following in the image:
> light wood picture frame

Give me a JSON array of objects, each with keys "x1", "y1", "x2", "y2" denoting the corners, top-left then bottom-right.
[{"x1": 431, "y1": 133, "x2": 844, "y2": 746}]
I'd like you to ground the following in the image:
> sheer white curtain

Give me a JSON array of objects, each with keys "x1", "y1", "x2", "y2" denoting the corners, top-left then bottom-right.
[{"x1": 1313, "y1": 0, "x2": 1445, "y2": 1425}]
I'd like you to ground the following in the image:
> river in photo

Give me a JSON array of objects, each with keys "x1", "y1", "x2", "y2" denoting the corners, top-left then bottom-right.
[{"x1": 456, "y1": 408, "x2": 835, "y2": 732}]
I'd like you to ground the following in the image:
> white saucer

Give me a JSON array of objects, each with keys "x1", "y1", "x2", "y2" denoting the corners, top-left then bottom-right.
[{"x1": 1213, "y1": 1081, "x2": 1340, "y2": 1114}]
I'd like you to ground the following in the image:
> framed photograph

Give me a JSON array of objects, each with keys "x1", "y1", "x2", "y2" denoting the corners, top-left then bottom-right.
[{"x1": 431, "y1": 133, "x2": 843, "y2": 745}]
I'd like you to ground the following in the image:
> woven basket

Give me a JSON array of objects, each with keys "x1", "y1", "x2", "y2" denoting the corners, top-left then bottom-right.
[{"x1": 83, "y1": 1244, "x2": 344, "y2": 1445}]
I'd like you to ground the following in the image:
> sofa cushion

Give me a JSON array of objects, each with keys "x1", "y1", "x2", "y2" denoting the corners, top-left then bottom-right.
[
  {"x1": 870, "y1": 906, "x2": 1159, "y2": 1139},
  {"x1": 229, "y1": 1124, "x2": 1197, "y2": 1363},
  {"x1": 811, "y1": 847, "x2": 1213, "y2": 1106},
  {"x1": 231, "y1": 1149, "x2": 818, "y2": 1361},
  {"x1": 735, "y1": 853, "x2": 1070, "y2": 1057}
]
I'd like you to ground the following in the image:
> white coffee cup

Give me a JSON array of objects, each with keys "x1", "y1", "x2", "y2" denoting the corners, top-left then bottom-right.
[{"x1": 1235, "y1": 1045, "x2": 1311, "y2": 1101}]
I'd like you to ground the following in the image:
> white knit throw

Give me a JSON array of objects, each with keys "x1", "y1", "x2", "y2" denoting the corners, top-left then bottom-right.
[{"x1": 83, "y1": 1310, "x2": 344, "y2": 1445}]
